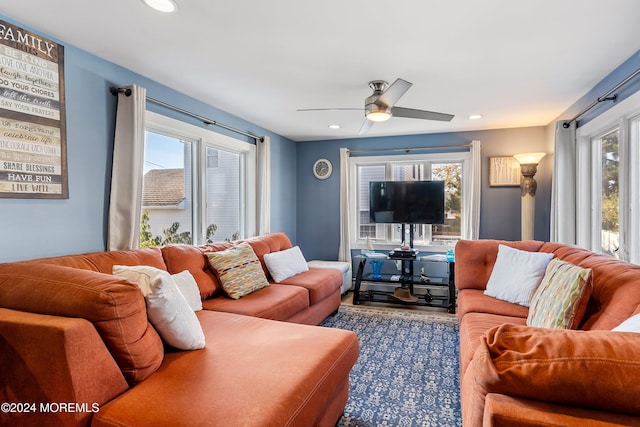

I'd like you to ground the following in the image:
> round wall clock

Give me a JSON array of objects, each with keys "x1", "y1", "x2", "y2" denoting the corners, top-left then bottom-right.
[{"x1": 313, "y1": 159, "x2": 333, "y2": 180}]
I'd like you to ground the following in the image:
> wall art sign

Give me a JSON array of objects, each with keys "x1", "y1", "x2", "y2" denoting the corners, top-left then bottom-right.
[{"x1": 0, "y1": 19, "x2": 68, "y2": 198}]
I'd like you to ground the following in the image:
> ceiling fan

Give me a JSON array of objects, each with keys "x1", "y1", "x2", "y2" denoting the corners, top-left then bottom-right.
[{"x1": 298, "y1": 78, "x2": 454, "y2": 134}]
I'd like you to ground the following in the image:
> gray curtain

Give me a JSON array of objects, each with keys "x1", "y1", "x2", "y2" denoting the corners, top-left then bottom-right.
[
  {"x1": 338, "y1": 147, "x2": 351, "y2": 262},
  {"x1": 256, "y1": 135, "x2": 271, "y2": 235},
  {"x1": 108, "y1": 85, "x2": 146, "y2": 250},
  {"x1": 463, "y1": 140, "x2": 481, "y2": 239},
  {"x1": 550, "y1": 121, "x2": 577, "y2": 243}
]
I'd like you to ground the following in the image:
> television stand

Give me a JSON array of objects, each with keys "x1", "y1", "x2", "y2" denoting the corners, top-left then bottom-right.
[{"x1": 352, "y1": 253, "x2": 456, "y2": 313}]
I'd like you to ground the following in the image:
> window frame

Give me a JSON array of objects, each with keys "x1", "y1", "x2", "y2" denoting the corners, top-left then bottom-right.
[
  {"x1": 348, "y1": 151, "x2": 470, "y2": 251},
  {"x1": 576, "y1": 90, "x2": 640, "y2": 264},
  {"x1": 145, "y1": 111, "x2": 256, "y2": 246}
]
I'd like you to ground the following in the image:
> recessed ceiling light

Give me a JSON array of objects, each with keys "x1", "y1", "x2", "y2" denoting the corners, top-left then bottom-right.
[
  {"x1": 468, "y1": 114, "x2": 483, "y2": 120},
  {"x1": 143, "y1": 0, "x2": 178, "y2": 13},
  {"x1": 328, "y1": 124, "x2": 340, "y2": 129}
]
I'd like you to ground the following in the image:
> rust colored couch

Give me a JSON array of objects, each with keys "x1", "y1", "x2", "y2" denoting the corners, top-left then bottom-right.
[
  {"x1": 0, "y1": 232, "x2": 359, "y2": 426},
  {"x1": 455, "y1": 239, "x2": 640, "y2": 426}
]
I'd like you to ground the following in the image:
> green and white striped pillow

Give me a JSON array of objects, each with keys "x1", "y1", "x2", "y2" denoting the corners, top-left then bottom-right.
[{"x1": 527, "y1": 258, "x2": 592, "y2": 329}]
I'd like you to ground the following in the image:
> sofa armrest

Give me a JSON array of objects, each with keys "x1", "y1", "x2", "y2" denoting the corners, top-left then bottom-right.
[
  {"x1": 454, "y1": 240, "x2": 545, "y2": 291},
  {"x1": 462, "y1": 324, "x2": 640, "y2": 427},
  {"x1": 0, "y1": 308, "x2": 129, "y2": 427}
]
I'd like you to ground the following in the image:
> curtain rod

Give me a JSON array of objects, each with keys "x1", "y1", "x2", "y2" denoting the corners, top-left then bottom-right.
[
  {"x1": 563, "y1": 67, "x2": 640, "y2": 129},
  {"x1": 349, "y1": 143, "x2": 471, "y2": 154},
  {"x1": 109, "y1": 87, "x2": 264, "y2": 142}
]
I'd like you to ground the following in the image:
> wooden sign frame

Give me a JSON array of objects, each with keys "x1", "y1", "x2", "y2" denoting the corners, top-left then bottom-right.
[{"x1": 0, "y1": 19, "x2": 68, "y2": 198}]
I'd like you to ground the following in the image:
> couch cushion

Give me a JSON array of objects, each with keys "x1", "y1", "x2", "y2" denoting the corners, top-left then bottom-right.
[
  {"x1": 0, "y1": 263, "x2": 164, "y2": 385},
  {"x1": 93, "y1": 310, "x2": 359, "y2": 427},
  {"x1": 145, "y1": 272, "x2": 206, "y2": 350},
  {"x1": 21, "y1": 248, "x2": 167, "y2": 273},
  {"x1": 457, "y1": 289, "x2": 529, "y2": 321},
  {"x1": 263, "y1": 246, "x2": 309, "y2": 282},
  {"x1": 463, "y1": 324, "x2": 640, "y2": 426},
  {"x1": 454, "y1": 240, "x2": 546, "y2": 291},
  {"x1": 112, "y1": 264, "x2": 165, "y2": 296},
  {"x1": 172, "y1": 270, "x2": 203, "y2": 311},
  {"x1": 483, "y1": 393, "x2": 640, "y2": 426},
  {"x1": 279, "y1": 268, "x2": 342, "y2": 305},
  {"x1": 458, "y1": 312, "x2": 525, "y2": 377},
  {"x1": 242, "y1": 232, "x2": 294, "y2": 274},
  {"x1": 527, "y1": 258, "x2": 592, "y2": 329},
  {"x1": 162, "y1": 244, "x2": 220, "y2": 300},
  {"x1": 206, "y1": 242, "x2": 270, "y2": 299},
  {"x1": 484, "y1": 245, "x2": 553, "y2": 307},
  {"x1": 201, "y1": 284, "x2": 309, "y2": 321}
]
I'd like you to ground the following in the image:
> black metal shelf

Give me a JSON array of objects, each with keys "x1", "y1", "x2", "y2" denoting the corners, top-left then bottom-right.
[
  {"x1": 356, "y1": 289, "x2": 450, "y2": 307},
  {"x1": 353, "y1": 256, "x2": 456, "y2": 313}
]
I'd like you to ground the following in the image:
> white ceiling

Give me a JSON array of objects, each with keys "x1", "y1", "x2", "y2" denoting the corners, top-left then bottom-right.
[{"x1": 4, "y1": 1, "x2": 640, "y2": 141}]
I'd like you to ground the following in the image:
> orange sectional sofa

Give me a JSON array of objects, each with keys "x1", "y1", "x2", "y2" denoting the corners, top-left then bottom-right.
[
  {"x1": 0, "y1": 232, "x2": 359, "y2": 427},
  {"x1": 455, "y1": 239, "x2": 640, "y2": 426}
]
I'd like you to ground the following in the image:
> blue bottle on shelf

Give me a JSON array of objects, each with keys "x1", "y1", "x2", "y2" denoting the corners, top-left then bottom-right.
[{"x1": 446, "y1": 249, "x2": 455, "y2": 262}]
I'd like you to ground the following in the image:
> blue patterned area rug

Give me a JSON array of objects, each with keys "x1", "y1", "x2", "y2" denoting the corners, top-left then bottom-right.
[{"x1": 320, "y1": 305, "x2": 461, "y2": 427}]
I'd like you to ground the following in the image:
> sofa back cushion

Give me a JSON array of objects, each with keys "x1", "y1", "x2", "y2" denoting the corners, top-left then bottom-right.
[
  {"x1": 19, "y1": 248, "x2": 167, "y2": 273},
  {"x1": 455, "y1": 240, "x2": 546, "y2": 291},
  {"x1": 0, "y1": 263, "x2": 164, "y2": 385},
  {"x1": 162, "y1": 244, "x2": 221, "y2": 299},
  {"x1": 540, "y1": 243, "x2": 640, "y2": 330},
  {"x1": 241, "y1": 232, "x2": 294, "y2": 277}
]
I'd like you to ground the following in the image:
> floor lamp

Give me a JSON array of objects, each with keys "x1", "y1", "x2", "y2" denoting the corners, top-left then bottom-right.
[{"x1": 514, "y1": 152, "x2": 545, "y2": 240}]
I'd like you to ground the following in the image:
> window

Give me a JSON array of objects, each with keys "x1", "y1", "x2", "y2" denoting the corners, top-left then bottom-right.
[
  {"x1": 141, "y1": 111, "x2": 256, "y2": 247},
  {"x1": 350, "y1": 151, "x2": 469, "y2": 249},
  {"x1": 576, "y1": 90, "x2": 640, "y2": 264}
]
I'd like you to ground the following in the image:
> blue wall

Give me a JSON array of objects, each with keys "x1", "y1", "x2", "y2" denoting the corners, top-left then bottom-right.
[
  {"x1": 0, "y1": 15, "x2": 297, "y2": 262},
  {"x1": 296, "y1": 127, "x2": 550, "y2": 261}
]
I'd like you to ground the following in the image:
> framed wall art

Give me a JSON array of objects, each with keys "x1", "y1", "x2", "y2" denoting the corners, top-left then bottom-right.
[
  {"x1": 0, "y1": 19, "x2": 68, "y2": 198},
  {"x1": 489, "y1": 156, "x2": 521, "y2": 187}
]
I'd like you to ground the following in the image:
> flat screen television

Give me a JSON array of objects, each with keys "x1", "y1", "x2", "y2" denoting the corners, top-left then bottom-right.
[{"x1": 369, "y1": 180, "x2": 445, "y2": 224}]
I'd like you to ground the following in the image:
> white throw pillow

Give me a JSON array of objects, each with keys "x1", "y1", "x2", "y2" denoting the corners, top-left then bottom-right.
[
  {"x1": 146, "y1": 271, "x2": 205, "y2": 350},
  {"x1": 112, "y1": 265, "x2": 165, "y2": 296},
  {"x1": 613, "y1": 313, "x2": 640, "y2": 333},
  {"x1": 484, "y1": 245, "x2": 554, "y2": 307},
  {"x1": 263, "y1": 246, "x2": 309, "y2": 282},
  {"x1": 172, "y1": 270, "x2": 203, "y2": 311}
]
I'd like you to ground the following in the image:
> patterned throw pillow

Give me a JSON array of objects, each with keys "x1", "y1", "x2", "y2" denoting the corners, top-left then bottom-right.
[
  {"x1": 206, "y1": 242, "x2": 269, "y2": 299},
  {"x1": 527, "y1": 259, "x2": 593, "y2": 329}
]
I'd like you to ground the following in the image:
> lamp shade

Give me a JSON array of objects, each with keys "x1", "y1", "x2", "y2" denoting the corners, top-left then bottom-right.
[{"x1": 514, "y1": 152, "x2": 545, "y2": 165}]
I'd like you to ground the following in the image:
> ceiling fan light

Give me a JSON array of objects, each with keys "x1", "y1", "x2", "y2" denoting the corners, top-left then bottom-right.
[{"x1": 367, "y1": 111, "x2": 392, "y2": 122}]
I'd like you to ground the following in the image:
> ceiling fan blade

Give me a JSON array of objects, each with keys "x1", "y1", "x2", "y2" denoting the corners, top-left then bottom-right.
[
  {"x1": 358, "y1": 118, "x2": 374, "y2": 135},
  {"x1": 392, "y1": 106, "x2": 454, "y2": 122},
  {"x1": 378, "y1": 78, "x2": 412, "y2": 107},
  {"x1": 297, "y1": 108, "x2": 363, "y2": 112}
]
